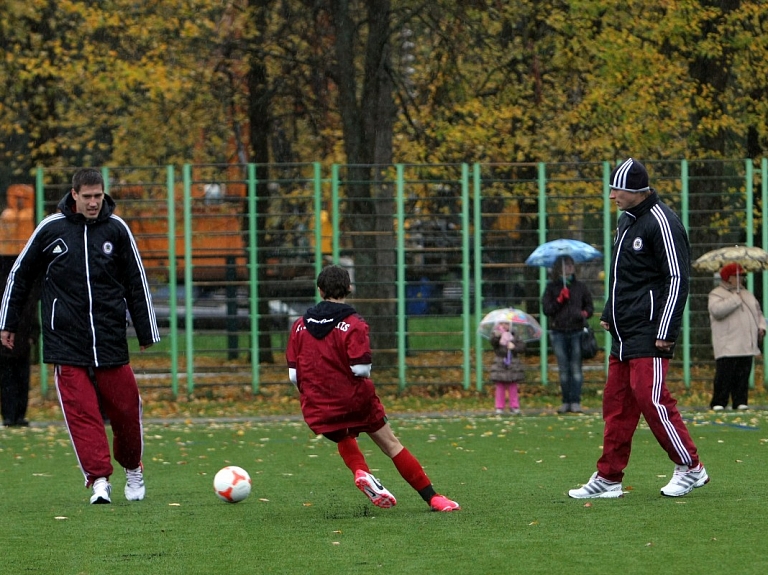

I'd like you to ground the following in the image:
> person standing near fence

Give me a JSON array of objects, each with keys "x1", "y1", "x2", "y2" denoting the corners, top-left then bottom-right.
[
  {"x1": 569, "y1": 157, "x2": 708, "y2": 499},
  {"x1": 542, "y1": 255, "x2": 594, "y2": 414},
  {"x1": 0, "y1": 185, "x2": 41, "y2": 427},
  {"x1": 0, "y1": 168, "x2": 160, "y2": 504},
  {"x1": 489, "y1": 321, "x2": 526, "y2": 415},
  {"x1": 707, "y1": 263, "x2": 766, "y2": 411},
  {"x1": 0, "y1": 257, "x2": 40, "y2": 427},
  {"x1": 286, "y1": 264, "x2": 460, "y2": 512}
]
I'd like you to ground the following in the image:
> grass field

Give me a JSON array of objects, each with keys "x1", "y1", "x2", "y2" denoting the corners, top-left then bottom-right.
[{"x1": 3, "y1": 410, "x2": 767, "y2": 574}]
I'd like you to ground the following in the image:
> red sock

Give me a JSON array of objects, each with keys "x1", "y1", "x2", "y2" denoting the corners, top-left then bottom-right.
[
  {"x1": 337, "y1": 437, "x2": 369, "y2": 474},
  {"x1": 392, "y1": 448, "x2": 431, "y2": 492}
]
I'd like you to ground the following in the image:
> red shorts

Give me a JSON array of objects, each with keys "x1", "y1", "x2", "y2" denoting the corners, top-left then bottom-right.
[{"x1": 323, "y1": 417, "x2": 388, "y2": 443}]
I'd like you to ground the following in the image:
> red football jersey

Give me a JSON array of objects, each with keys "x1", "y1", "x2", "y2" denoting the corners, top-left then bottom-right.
[{"x1": 286, "y1": 308, "x2": 386, "y2": 434}]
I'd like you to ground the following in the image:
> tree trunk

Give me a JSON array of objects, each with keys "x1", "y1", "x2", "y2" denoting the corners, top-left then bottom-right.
[
  {"x1": 685, "y1": 0, "x2": 741, "y2": 357},
  {"x1": 330, "y1": 0, "x2": 398, "y2": 359},
  {"x1": 247, "y1": 0, "x2": 277, "y2": 364}
]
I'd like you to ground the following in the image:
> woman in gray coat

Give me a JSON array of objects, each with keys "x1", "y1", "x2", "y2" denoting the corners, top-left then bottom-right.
[{"x1": 708, "y1": 263, "x2": 766, "y2": 410}]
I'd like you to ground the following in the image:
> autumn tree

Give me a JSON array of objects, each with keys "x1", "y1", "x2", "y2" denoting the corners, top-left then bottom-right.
[{"x1": 0, "y1": 0, "x2": 232, "y2": 192}]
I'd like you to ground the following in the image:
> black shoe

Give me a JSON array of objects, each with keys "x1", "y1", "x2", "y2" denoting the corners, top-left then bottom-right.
[{"x1": 4, "y1": 419, "x2": 29, "y2": 427}]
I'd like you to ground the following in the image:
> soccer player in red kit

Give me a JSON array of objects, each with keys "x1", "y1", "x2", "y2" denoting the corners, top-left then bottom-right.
[{"x1": 286, "y1": 265, "x2": 459, "y2": 512}]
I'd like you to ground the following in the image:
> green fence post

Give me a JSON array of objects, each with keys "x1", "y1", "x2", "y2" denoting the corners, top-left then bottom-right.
[
  {"x1": 473, "y1": 163, "x2": 484, "y2": 390},
  {"x1": 746, "y1": 159, "x2": 755, "y2": 389},
  {"x1": 461, "y1": 163, "x2": 471, "y2": 390},
  {"x1": 763, "y1": 158, "x2": 768, "y2": 383},
  {"x1": 35, "y1": 167, "x2": 47, "y2": 395},
  {"x1": 396, "y1": 164, "x2": 407, "y2": 390},
  {"x1": 101, "y1": 167, "x2": 110, "y2": 195},
  {"x1": 537, "y1": 162, "x2": 548, "y2": 386},
  {"x1": 308, "y1": 162, "x2": 324, "y2": 278},
  {"x1": 34, "y1": 167, "x2": 45, "y2": 223},
  {"x1": 182, "y1": 164, "x2": 195, "y2": 395},
  {"x1": 331, "y1": 164, "x2": 340, "y2": 270},
  {"x1": 681, "y1": 160, "x2": 691, "y2": 388},
  {"x1": 166, "y1": 165, "x2": 179, "y2": 397},
  {"x1": 313, "y1": 162, "x2": 323, "y2": 270},
  {"x1": 247, "y1": 163, "x2": 260, "y2": 393},
  {"x1": 602, "y1": 162, "x2": 612, "y2": 372}
]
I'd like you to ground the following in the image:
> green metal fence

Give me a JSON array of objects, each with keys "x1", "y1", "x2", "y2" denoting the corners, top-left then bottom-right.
[{"x1": 26, "y1": 159, "x2": 768, "y2": 397}]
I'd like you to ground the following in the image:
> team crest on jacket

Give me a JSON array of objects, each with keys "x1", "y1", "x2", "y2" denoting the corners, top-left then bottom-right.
[
  {"x1": 102, "y1": 241, "x2": 114, "y2": 255},
  {"x1": 632, "y1": 237, "x2": 643, "y2": 251}
]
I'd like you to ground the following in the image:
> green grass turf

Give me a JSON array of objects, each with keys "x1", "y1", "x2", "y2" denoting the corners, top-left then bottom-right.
[{"x1": 2, "y1": 411, "x2": 767, "y2": 574}]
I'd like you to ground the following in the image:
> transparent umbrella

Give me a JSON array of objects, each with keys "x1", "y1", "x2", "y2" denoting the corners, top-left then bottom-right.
[{"x1": 477, "y1": 308, "x2": 543, "y2": 342}]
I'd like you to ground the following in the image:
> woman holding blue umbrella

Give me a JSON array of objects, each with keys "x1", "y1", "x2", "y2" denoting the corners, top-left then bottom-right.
[{"x1": 542, "y1": 255, "x2": 594, "y2": 413}]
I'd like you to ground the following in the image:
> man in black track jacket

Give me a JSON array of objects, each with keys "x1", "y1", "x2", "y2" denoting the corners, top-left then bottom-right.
[
  {"x1": 0, "y1": 168, "x2": 159, "y2": 505},
  {"x1": 569, "y1": 158, "x2": 708, "y2": 500}
]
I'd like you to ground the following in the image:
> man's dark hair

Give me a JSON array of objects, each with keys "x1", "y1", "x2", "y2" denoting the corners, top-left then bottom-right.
[
  {"x1": 317, "y1": 265, "x2": 351, "y2": 300},
  {"x1": 72, "y1": 168, "x2": 104, "y2": 192}
]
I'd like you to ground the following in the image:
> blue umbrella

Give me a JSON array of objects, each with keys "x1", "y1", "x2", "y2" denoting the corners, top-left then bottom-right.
[
  {"x1": 525, "y1": 239, "x2": 602, "y2": 268},
  {"x1": 525, "y1": 239, "x2": 602, "y2": 285}
]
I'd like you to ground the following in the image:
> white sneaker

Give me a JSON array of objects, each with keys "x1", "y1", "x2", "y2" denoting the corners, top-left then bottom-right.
[
  {"x1": 737, "y1": 404, "x2": 749, "y2": 410},
  {"x1": 90, "y1": 477, "x2": 112, "y2": 504},
  {"x1": 125, "y1": 464, "x2": 146, "y2": 501},
  {"x1": 660, "y1": 463, "x2": 709, "y2": 497},
  {"x1": 712, "y1": 405, "x2": 724, "y2": 411},
  {"x1": 354, "y1": 470, "x2": 396, "y2": 508},
  {"x1": 568, "y1": 472, "x2": 624, "y2": 499}
]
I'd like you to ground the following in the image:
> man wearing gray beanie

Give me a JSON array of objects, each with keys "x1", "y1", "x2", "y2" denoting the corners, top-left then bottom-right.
[{"x1": 569, "y1": 158, "x2": 708, "y2": 499}]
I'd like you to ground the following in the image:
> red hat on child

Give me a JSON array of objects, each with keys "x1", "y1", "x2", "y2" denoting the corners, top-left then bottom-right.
[{"x1": 720, "y1": 262, "x2": 746, "y2": 281}]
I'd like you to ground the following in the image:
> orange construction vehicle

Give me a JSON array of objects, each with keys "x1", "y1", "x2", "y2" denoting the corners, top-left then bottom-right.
[{"x1": 0, "y1": 185, "x2": 35, "y2": 257}]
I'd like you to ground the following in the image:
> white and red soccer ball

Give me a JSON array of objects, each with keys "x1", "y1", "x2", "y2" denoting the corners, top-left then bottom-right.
[{"x1": 213, "y1": 466, "x2": 252, "y2": 503}]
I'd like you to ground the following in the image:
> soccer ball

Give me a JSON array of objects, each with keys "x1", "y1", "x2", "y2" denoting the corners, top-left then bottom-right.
[{"x1": 213, "y1": 466, "x2": 252, "y2": 503}]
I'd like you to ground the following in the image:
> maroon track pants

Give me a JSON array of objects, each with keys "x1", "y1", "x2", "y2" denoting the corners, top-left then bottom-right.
[
  {"x1": 596, "y1": 355, "x2": 700, "y2": 483},
  {"x1": 55, "y1": 364, "x2": 144, "y2": 487}
]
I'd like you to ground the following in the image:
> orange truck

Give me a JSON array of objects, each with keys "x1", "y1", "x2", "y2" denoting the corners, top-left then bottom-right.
[
  {"x1": 1, "y1": 182, "x2": 248, "y2": 282},
  {"x1": 0, "y1": 184, "x2": 35, "y2": 257}
]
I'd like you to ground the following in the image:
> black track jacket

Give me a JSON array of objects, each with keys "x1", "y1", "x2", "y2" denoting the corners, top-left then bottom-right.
[
  {"x1": 600, "y1": 191, "x2": 690, "y2": 361},
  {"x1": 0, "y1": 193, "x2": 159, "y2": 367}
]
